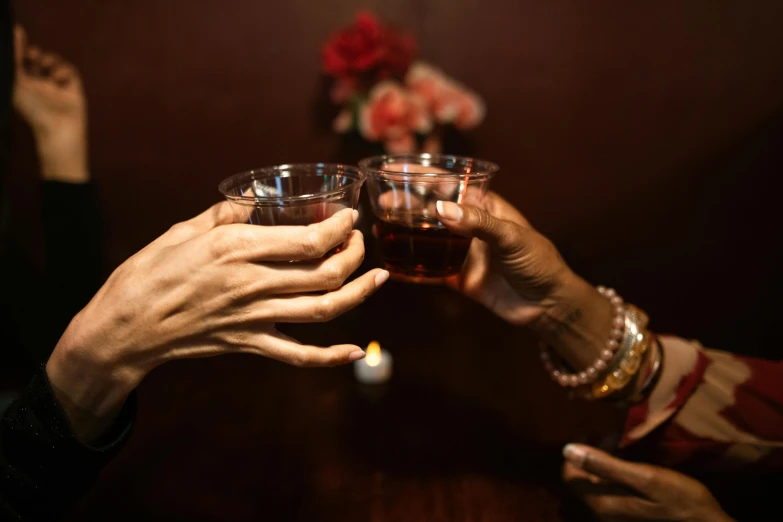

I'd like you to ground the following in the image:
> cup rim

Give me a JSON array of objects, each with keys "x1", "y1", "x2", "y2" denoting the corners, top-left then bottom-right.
[
  {"x1": 358, "y1": 153, "x2": 499, "y2": 181},
  {"x1": 218, "y1": 163, "x2": 366, "y2": 206}
]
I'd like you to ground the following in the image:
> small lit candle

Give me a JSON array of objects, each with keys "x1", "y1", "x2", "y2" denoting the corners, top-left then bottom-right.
[{"x1": 353, "y1": 341, "x2": 393, "y2": 384}]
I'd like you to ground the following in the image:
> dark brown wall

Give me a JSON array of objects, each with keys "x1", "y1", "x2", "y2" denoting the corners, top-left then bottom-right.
[
  {"x1": 10, "y1": 0, "x2": 783, "y2": 354},
  {"x1": 6, "y1": 6, "x2": 783, "y2": 516}
]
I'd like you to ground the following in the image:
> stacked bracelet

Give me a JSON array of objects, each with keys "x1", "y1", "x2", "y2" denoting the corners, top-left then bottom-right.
[
  {"x1": 539, "y1": 286, "x2": 626, "y2": 388},
  {"x1": 628, "y1": 335, "x2": 664, "y2": 403},
  {"x1": 590, "y1": 305, "x2": 649, "y2": 399}
]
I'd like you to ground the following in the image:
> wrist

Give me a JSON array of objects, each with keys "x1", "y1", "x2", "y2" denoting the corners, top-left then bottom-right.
[
  {"x1": 46, "y1": 313, "x2": 138, "y2": 442},
  {"x1": 34, "y1": 125, "x2": 89, "y2": 183},
  {"x1": 531, "y1": 272, "x2": 615, "y2": 370}
]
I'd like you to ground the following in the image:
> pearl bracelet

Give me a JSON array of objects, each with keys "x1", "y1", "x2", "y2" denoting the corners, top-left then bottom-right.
[{"x1": 539, "y1": 286, "x2": 626, "y2": 388}]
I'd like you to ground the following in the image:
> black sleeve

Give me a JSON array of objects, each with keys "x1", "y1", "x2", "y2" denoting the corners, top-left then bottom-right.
[
  {"x1": 0, "y1": 367, "x2": 136, "y2": 521},
  {"x1": 36, "y1": 181, "x2": 103, "y2": 360}
]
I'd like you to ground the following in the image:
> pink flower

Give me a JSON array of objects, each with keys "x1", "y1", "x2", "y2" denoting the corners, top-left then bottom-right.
[
  {"x1": 358, "y1": 81, "x2": 432, "y2": 153},
  {"x1": 332, "y1": 108, "x2": 353, "y2": 133},
  {"x1": 405, "y1": 62, "x2": 485, "y2": 130}
]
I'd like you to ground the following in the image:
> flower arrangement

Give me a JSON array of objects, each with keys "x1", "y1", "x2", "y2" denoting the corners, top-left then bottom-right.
[{"x1": 321, "y1": 12, "x2": 485, "y2": 154}]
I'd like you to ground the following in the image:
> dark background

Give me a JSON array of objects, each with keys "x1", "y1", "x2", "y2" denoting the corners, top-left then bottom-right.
[{"x1": 5, "y1": 1, "x2": 783, "y2": 520}]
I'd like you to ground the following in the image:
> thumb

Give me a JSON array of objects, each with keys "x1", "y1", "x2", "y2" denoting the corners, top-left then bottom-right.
[
  {"x1": 436, "y1": 200, "x2": 522, "y2": 254},
  {"x1": 563, "y1": 444, "x2": 655, "y2": 493}
]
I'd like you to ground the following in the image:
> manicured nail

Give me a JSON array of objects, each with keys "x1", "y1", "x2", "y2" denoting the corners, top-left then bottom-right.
[
  {"x1": 436, "y1": 200, "x2": 463, "y2": 222},
  {"x1": 563, "y1": 444, "x2": 588, "y2": 468},
  {"x1": 348, "y1": 350, "x2": 366, "y2": 362},
  {"x1": 352, "y1": 209, "x2": 360, "y2": 225},
  {"x1": 375, "y1": 270, "x2": 390, "y2": 287}
]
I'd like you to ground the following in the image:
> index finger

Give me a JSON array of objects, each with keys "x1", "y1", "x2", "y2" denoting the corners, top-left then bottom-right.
[
  {"x1": 563, "y1": 444, "x2": 656, "y2": 493},
  {"x1": 483, "y1": 191, "x2": 531, "y2": 228},
  {"x1": 206, "y1": 207, "x2": 358, "y2": 262},
  {"x1": 149, "y1": 201, "x2": 243, "y2": 249}
]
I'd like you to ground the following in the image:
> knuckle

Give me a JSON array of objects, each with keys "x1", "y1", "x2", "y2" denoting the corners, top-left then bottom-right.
[
  {"x1": 114, "y1": 251, "x2": 148, "y2": 280},
  {"x1": 228, "y1": 330, "x2": 252, "y2": 348},
  {"x1": 208, "y1": 228, "x2": 240, "y2": 260},
  {"x1": 321, "y1": 261, "x2": 347, "y2": 289},
  {"x1": 288, "y1": 349, "x2": 308, "y2": 368},
  {"x1": 334, "y1": 211, "x2": 352, "y2": 234},
  {"x1": 313, "y1": 296, "x2": 337, "y2": 322},
  {"x1": 473, "y1": 208, "x2": 492, "y2": 231},
  {"x1": 295, "y1": 349, "x2": 319, "y2": 368},
  {"x1": 635, "y1": 466, "x2": 656, "y2": 489},
  {"x1": 212, "y1": 201, "x2": 236, "y2": 225},
  {"x1": 168, "y1": 222, "x2": 194, "y2": 238},
  {"x1": 208, "y1": 231, "x2": 229, "y2": 259},
  {"x1": 302, "y1": 229, "x2": 327, "y2": 258},
  {"x1": 591, "y1": 496, "x2": 619, "y2": 515}
]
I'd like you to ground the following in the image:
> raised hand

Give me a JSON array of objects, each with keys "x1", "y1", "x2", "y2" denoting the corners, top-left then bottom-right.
[
  {"x1": 13, "y1": 26, "x2": 89, "y2": 182},
  {"x1": 47, "y1": 205, "x2": 388, "y2": 441}
]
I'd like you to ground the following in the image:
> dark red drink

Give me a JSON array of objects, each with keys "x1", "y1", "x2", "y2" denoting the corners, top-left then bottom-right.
[{"x1": 375, "y1": 218, "x2": 472, "y2": 279}]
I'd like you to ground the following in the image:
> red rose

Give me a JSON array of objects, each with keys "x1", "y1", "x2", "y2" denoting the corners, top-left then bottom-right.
[
  {"x1": 375, "y1": 30, "x2": 415, "y2": 80},
  {"x1": 322, "y1": 12, "x2": 415, "y2": 82}
]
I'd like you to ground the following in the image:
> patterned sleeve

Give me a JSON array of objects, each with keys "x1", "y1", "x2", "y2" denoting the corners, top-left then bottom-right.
[{"x1": 621, "y1": 336, "x2": 783, "y2": 470}]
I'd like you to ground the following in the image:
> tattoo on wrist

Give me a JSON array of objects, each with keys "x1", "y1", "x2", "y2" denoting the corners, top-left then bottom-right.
[{"x1": 548, "y1": 307, "x2": 582, "y2": 336}]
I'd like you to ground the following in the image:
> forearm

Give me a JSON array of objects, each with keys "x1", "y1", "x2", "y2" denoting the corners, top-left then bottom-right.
[
  {"x1": 623, "y1": 337, "x2": 783, "y2": 469},
  {"x1": 35, "y1": 124, "x2": 89, "y2": 184}
]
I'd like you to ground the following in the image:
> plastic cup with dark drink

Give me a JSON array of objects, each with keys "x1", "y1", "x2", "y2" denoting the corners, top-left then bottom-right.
[
  {"x1": 359, "y1": 154, "x2": 498, "y2": 283},
  {"x1": 219, "y1": 164, "x2": 365, "y2": 228}
]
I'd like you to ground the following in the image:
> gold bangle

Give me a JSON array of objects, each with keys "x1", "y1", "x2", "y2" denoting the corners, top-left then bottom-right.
[
  {"x1": 626, "y1": 303, "x2": 649, "y2": 330},
  {"x1": 588, "y1": 308, "x2": 651, "y2": 400},
  {"x1": 628, "y1": 336, "x2": 665, "y2": 403},
  {"x1": 591, "y1": 332, "x2": 650, "y2": 399}
]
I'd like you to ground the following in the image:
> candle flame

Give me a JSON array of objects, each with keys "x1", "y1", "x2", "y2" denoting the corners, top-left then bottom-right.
[{"x1": 366, "y1": 341, "x2": 382, "y2": 367}]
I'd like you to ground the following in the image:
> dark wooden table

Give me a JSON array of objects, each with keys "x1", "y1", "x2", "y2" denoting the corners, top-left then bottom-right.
[{"x1": 70, "y1": 278, "x2": 622, "y2": 521}]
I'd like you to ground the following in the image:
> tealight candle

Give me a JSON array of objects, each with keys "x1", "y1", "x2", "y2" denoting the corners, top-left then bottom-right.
[{"x1": 353, "y1": 341, "x2": 393, "y2": 384}]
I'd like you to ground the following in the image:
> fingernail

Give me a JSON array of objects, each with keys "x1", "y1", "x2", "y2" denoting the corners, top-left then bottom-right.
[
  {"x1": 375, "y1": 270, "x2": 390, "y2": 287},
  {"x1": 436, "y1": 200, "x2": 463, "y2": 222},
  {"x1": 351, "y1": 209, "x2": 360, "y2": 225},
  {"x1": 563, "y1": 444, "x2": 587, "y2": 468},
  {"x1": 348, "y1": 350, "x2": 365, "y2": 362}
]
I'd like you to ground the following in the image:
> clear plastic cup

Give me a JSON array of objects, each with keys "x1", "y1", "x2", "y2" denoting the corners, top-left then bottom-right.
[
  {"x1": 219, "y1": 163, "x2": 365, "y2": 226},
  {"x1": 359, "y1": 154, "x2": 498, "y2": 282}
]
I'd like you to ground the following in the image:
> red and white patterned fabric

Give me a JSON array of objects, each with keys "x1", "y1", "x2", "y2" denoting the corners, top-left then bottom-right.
[{"x1": 622, "y1": 336, "x2": 783, "y2": 469}]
